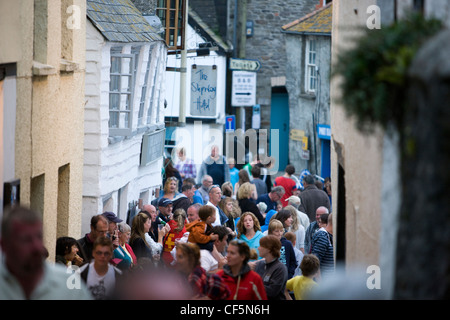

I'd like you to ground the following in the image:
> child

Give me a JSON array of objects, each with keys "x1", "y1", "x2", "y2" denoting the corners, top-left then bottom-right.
[
  {"x1": 236, "y1": 212, "x2": 264, "y2": 260},
  {"x1": 186, "y1": 205, "x2": 220, "y2": 258},
  {"x1": 268, "y1": 219, "x2": 297, "y2": 279},
  {"x1": 285, "y1": 254, "x2": 320, "y2": 300},
  {"x1": 284, "y1": 232, "x2": 304, "y2": 277},
  {"x1": 162, "y1": 208, "x2": 188, "y2": 266}
]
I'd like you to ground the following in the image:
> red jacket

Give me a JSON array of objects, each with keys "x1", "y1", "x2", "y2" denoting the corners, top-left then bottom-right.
[{"x1": 217, "y1": 265, "x2": 267, "y2": 300}]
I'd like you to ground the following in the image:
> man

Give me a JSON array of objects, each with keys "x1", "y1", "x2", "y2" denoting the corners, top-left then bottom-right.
[
  {"x1": 184, "y1": 177, "x2": 204, "y2": 205},
  {"x1": 0, "y1": 206, "x2": 92, "y2": 299},
  {"x1": 256, "y1": 186, "x2": 285, "y2": 213},
  {"x1": 157, "y1": 198, "x2": 173, "y2": 224},
  {"x1": 274, "y1": 164, "x2": 298, "y2": 207},
  {"x1": 311, "y1": 213, "x2": 334, "y2": 279},
  {"x1": 299, "y1": 174, "x2": 331, "y2": 222},
  {"x1": 206, "y1": 185, "x2": 228, "y2": 227},
  {"x1": 200, "y1": 225, "x2": 230, "y2": 273},
  {"x1": 78, "y1": 214, "x2": 109, "y2": 263},
  {"x1": 197, "y1": 174, "x2": 213, "y2": 204},
  {"x1": 251, "y1": 165, "x2": 267, "y2": 197},
  {"x1": 304, "y1": 206, "x2": 329, "y2": 254},
  {"x1": 102, "y1": 211, "x2": 122, "y2": 249},
  {"x1": 142, "y1": 204, "x2": 158, "y2": 242},
  {"x1": 197, "y1": 145, "x2": 230, "y2": 187},
  {"x1": 102, "y1": 211, "x2": 122, "y2": 236},
  {"x1": 172, "y1": 182, "x2": 195, "y2": 213},
  {"x1": 80, "y1": 236, "x2": 122, "y2": 300},
  {"x1": 187, "y1": 203, "x2": 201, "y2": 223}
]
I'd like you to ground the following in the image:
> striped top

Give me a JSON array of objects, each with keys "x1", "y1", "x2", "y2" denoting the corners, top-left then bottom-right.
[{"x1": 311, "y1": 228, "x2": 334, "y2": 277}]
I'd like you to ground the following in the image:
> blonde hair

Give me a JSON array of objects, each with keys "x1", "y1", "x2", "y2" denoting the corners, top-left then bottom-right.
[
  {"x1": 237, "y1": 182, "x2": 253, "y2": 200},
  {"x1": 172, "y1": 208, "x2": 186, "y2": 232},
  {"x1": 236, "y1": 211, "x2": 261, "y2": 238},
  {"x1": 268, "y1": 219, "x2": 284, "y2": 235}
]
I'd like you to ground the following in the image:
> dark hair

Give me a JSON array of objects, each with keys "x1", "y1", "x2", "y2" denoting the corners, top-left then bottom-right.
[
  {"x1": 319, "y1": 213, "x2": 329, "y2": 224},
  {"x1": 55, "y1": 236, "x2": 79, "y2": 257},
  {"x1": 251, "y1": 165, "x2": 261, "y2": 178},
  {"x1": 229, "y1": 240, "x2": 254, "y2": 265},
  {"x1": 285, "y1": 164, "x2": 295, "y2": 175},
  {"x1": 198, "y1": 205, "x2": 216, "y2": 221},
  {"x1": 275, "y1": 209, "x2": 292, "y2": 228},
  {"x1": 303, "y1": 174, "x2": 315, "y2": 185},
  {"x1": 182, "y1": 182, "x2": 193, "y2": 192},
  {"x1": 211, "y1": 225, "x2": 230, "y2": 241},
  {"x1": 90, "y1": 214, "x2": 108, "y2": 229}
]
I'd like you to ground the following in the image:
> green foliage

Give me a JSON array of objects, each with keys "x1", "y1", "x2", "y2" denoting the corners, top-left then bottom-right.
[{"x1": 333, "y1": 14, "x2": 443, "y2": 132}]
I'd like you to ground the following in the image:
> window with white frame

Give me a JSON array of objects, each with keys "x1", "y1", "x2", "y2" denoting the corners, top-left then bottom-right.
[
  {"x1": 109, "y1": 46, "x2": 135, "y2": 136},
  {"x1": 305, "y1": 38, "x2": 317, "y2": 93},
  {"x1": 138, "y1": 46, "x2": 153, "y2": 126}
]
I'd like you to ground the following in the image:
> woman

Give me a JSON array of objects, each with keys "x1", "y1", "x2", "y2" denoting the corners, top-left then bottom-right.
[
  {"x1": 254, "y1": 235, "x2": 288, "y2": 300},
  {"x1": 55, "y1": 236, "x2": 84, "y2": 267},
  {"x1": 160, "y1": 176, "x2": 180, "y2": 200},
  {"x1": 130, "y1": 212, "x2": 168, "y2": 263},
  {"x1": 275, "y1": 209, "x2": 294, "y2": 232},
  {"x1": 216, "y1": 240, "x2": 267, "y2": 300},
  {"x1": 234, "y1": 170, "x2": 257, "y2": 200},
  {"x1": 236, "y1": 212, "x2": 264, "y2": 260},
  {"x1": 162, "y1": 208, "x2": 188, "y2": 266},
  {"x1": 175, "y1": 242, "x2": 230, "y2": 300},
  {"x1": 113, "y1": 222, "x2": 137, "y2": 271},
  {"x1": 174, "y1": 147, "x2": 197, "y2": 182},
  {"x1": 237, "y1": 182, "x2": 264, "y2": 226},
  {"x1": 163, "y1": 158, "x2": 182, "y2": 193},
  {"x1": 218, "y1": 196, "x2": 239, "y2": 237},
  {"x1": 284, "y1": 205, "x2": 305, "y2": 253}
]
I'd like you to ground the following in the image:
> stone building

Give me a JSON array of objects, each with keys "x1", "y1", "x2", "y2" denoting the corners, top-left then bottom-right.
[
  {"x1": 282, "y1": 2, "x2": 332, "y2": 178},
  {"x1": 228, "y1": 0, "x2": 318, "y2": 171},
  {"x1": 0, "y1": 0, "x2": 86, "y2": 259},
  {"x1": 82, "y1": 0, "x2": 167, "y2": 234}
]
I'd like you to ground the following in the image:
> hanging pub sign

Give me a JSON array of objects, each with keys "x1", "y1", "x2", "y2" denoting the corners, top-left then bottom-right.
[{"x1": 190, "y1": 65, "x2": 217, "y2": 117}]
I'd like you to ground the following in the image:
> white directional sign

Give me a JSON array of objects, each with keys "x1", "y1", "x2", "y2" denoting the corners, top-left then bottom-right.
[
  {"x1": 229, "y1": 58, "x2": 261, "y2": 72},
  {"x1": 231, "y1": 71, "x2": 256, "y2": 107}
]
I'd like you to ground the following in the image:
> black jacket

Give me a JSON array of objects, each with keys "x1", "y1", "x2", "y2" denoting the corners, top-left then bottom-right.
[{"x1": 238, "y1": 198, "x2": 265, "y2": 226}]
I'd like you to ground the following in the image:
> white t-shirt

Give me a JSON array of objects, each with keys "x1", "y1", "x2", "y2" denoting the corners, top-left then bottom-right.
[
  {"x1": 200, "y1": 249, "x2": 219, "y2": 272},
  {"x1": 80, "y1": 262, "x2": 121, "y2": 300},
  {"x1": 206, "y1": 201, "x2": 221, "y2": 227}
]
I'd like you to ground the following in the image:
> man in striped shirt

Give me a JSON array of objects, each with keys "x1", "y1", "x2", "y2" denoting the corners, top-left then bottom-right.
[{"x1": 311, "y1": 213, "x2": 334, "y2": 280}]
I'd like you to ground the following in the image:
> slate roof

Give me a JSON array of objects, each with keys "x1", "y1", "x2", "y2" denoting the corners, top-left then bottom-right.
[
  {"x1": 282, "y1": 2, "x2": 332, "y2": 36},
  {"x1": 86, "y1": 0, "x2": 161, "y2": 42},
  {"x1": 188, "y1": 7, "x2": 230, "y2": 54}
]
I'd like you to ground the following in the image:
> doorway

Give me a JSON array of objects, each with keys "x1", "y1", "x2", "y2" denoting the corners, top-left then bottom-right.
[{"x1": 270, "y1": 89, "x2": 289, "y2": 171}]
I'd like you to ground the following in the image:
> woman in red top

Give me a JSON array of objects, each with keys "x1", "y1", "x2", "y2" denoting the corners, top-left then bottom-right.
[{"x1": 216, "y1": 240, "x2": 267, "y2": 300}]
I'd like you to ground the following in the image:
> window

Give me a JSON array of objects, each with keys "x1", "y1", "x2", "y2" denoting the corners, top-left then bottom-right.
[
  {"x1": 305, "y1": 38, "x2": 317, "y2": 93},
  {"x1": 156, "y1": 0, "x2": 186, "y2": 50},
  {"x1": 109, "y1": 47, "x2": 135, "y2": 136},
  {"x1": 138, "y1": 46, "x2": 153, "y2": 125}
]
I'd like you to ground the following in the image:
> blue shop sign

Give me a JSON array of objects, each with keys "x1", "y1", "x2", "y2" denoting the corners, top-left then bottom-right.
[{"x1": 317, "y1": 124, "x2": 331, "y2": 140}]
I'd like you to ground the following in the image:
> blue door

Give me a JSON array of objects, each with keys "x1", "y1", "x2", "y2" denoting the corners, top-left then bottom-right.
[
  {"x1": 270, "y1": 93, "x2": 289, "y2": 171},
  {"x1": 321, "y1": 140, "x2": 331, "y2": 179}
]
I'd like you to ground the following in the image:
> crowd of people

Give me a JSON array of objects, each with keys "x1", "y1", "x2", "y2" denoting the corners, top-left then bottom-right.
[{"x1": 0, "y1": 146, "x2": 334, "y2": 300}]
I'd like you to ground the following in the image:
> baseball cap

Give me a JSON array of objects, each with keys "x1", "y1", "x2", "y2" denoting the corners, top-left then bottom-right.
[
  {"x1": 158, "y1": 198, "x2": 173, "y2": 207},
  {"x1": 102, "y1": 211, "x2": 123, "y2": 223}
]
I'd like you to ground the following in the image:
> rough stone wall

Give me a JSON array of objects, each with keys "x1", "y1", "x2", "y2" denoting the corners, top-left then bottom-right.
[{"x1": 241, "y1": 0, "x2": 317, "y2": 129}]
